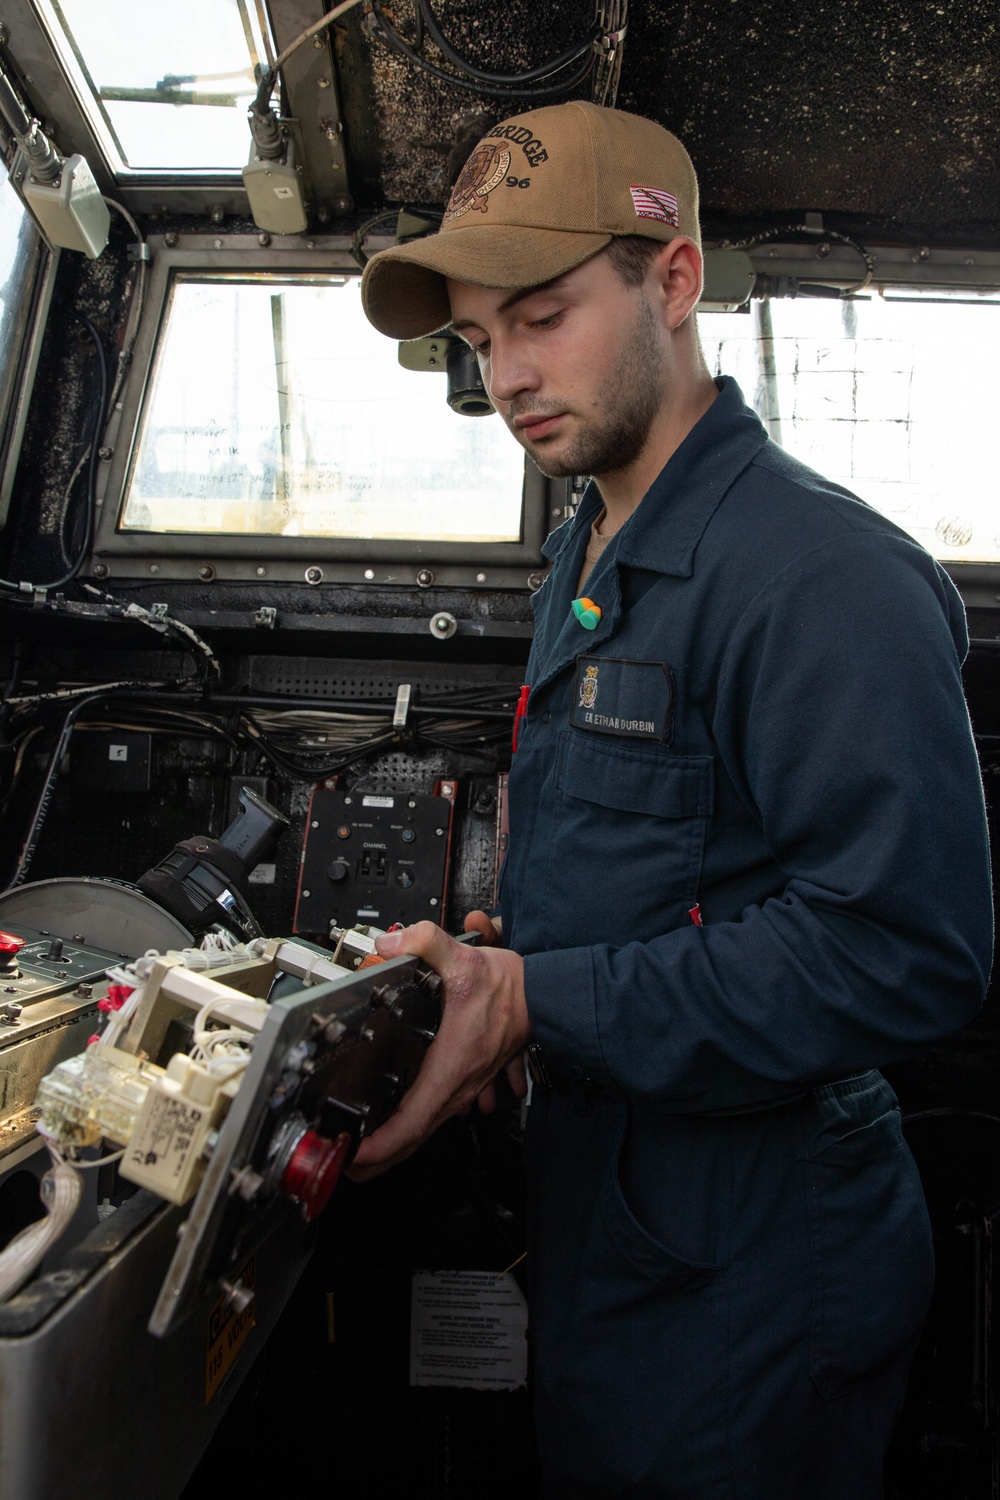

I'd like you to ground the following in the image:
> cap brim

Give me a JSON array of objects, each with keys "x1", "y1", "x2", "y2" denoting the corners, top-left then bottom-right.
[{"x1": 360, "y1": 224, "x2": 613, "y2": 340}]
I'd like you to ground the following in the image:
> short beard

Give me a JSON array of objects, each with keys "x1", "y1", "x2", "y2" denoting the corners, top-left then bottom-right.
[{"x1": 523, "y1": 295, "x2": 665, "y2": 480}]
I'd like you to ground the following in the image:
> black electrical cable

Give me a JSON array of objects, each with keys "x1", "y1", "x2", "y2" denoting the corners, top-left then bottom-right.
[
  {"x1": 6, "y1": 690, "x2": 105, "y2": 887},
  {"x1": 46, "y1": 315, "x2": 108, "y2": 590},
  {"x1": 251, "y1": 0, "x2": 365, "y2": 116},
  {"x1": 140, "y1": 689, "x2": 516, "y2": 721},
  {"x1": 417, "y1": 0, "x2": 601, "y2": 87},
  {"x1": 350, "y1": 208, "x2": 433, "y2": 270},
  {"x1": 369, "y1": 0, "x2": 596, "y2": 101},
  {"x1": 0, "y1": 640, "x2": 23, "y2": 725},
  {"x1": 0, "y1": 314, "x2": 108, "y2": 599},
  {"x1": 5, "y1": 687, "x2": 235, "y2": 887},
  {"x1": 239, "y1": 713, "x2": 397, "y2": 779},
  {"x1": 716, "y1": 224, "x2": 876, "y2": 296}
]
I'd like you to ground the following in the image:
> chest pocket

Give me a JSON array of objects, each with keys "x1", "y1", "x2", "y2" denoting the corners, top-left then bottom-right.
[{"x1": 538, "y1": 731, "x2": 714, "y2": 949}]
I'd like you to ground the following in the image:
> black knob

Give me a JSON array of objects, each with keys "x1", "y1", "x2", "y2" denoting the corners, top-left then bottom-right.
[
  {"x1": 45, "y1": 937, "x2": 64, "y2": 961},
  {"x1": 327, "y1": 860, "x2": 351, "y2": 884}
]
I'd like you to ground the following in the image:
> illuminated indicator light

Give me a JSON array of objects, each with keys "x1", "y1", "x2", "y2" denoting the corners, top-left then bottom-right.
[
  {"x1": 571, "y1": 597, "x2": 602, "y2": 630},
  {"x1": 281, "y1": 1130, "x2": 352, "y2": 1221}
]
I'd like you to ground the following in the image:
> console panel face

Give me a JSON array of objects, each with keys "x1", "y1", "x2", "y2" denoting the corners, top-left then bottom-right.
[{"x1": 294, "y1": 783, "x2": 456, "y2": 937}]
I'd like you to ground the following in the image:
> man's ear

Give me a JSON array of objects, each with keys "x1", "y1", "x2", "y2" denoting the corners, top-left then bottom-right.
[{"x1": 648, "y1": 238, "x2": 703, "y2": 330}]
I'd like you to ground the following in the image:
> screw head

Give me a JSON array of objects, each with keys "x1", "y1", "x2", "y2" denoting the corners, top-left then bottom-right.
[
  {"x1": 256, "y1": 565, "x2": 266, "y2": 577},
  {"x1": 198, "y1": 564, "x2": 216, "y2": 582},
  {"x1": 416, "y1": 568, "x2": 434, "y2": 587},
  {"x1": 258, "y1": 232, "x2": 271, "y2": 247},
  {"x1": 164, "y1": 231, "x2": 179, "y2": 247},
  {"x1": 93, "y1": 562, "x2": 109, "y2": 579},
  {"x1": 149, "y1": 563, "x2": 160, "y2": 574},
  {"x1": 364, "y1": 568, "x2": 375, "y2": 581},
  {"x1": 98, "y1": 445, "x2": 113, "y2": 461},
  {"x1": 527, "y1": 571, "x2": 545, "y2": 590},
  {"x1": 305, "y1": 566, "x2": 323, "y2": 585}
]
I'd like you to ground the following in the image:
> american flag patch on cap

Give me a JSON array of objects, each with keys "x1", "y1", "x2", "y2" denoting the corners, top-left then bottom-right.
[{"x1": 629, "y1": 185, "x2": 679, "y2": 226}]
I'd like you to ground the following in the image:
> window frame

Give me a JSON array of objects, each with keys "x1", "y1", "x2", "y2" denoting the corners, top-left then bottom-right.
[
  {"x1": 0, "y1": 178, "x2": 58, "y2": 529},
  {"x1": 90, "y1": 235, "x2": 557, "y2": 587}
]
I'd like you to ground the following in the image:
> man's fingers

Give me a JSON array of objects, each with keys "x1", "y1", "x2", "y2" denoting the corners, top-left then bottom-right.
[
  {"x1": 374, "y1": 918, "x2": 452, "y2": 966},
  {"x1": 463, "y1": 909, "x2": 501, "y2": 946},
  {"x1": 506, "y1": 1053, "x2": 528, "y2": 1099}
]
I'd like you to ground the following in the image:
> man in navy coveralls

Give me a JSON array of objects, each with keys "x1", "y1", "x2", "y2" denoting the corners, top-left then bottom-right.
[{"x1": 353, "y1": 101, "x2": 994, "y2": 1498}]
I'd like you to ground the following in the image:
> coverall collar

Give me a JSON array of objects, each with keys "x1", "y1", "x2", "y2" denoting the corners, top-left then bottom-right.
[
  {"x1": 530, "y1": 378, "x2": 769, "y2": 696},
  {"x1": 542, "y1": 376, "x2": 769, "y2": 578}
]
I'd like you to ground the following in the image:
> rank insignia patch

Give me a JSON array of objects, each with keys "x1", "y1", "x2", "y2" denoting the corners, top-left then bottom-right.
[
  {"x1": 570, "y1": 656, "x2": 675, "y2": 742},
  {"x1": 578, "y1": 663, "x2": 599, "y2": 709}
]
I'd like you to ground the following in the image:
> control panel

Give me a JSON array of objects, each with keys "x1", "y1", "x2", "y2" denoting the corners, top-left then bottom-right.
[
  {"x1": 294, "y1": 782, "x2": 457, "y2": 937},
  {"x1": 0, "y1": 927, "x2": 119, "y2": 1012}
]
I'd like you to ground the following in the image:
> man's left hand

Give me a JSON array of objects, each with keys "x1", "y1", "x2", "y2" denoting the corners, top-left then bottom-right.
[{"x1": 347, "y1": 922, "x2": 531, "y2": 1180}]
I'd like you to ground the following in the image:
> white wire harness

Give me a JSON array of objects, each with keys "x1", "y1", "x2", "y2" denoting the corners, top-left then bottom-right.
[
  {"x1": 0, "y1": 933, "x2": 271, "y2": 1303},
  {"x1": 0, "y1": 1146, "x2": 83, "y2": 1303}
]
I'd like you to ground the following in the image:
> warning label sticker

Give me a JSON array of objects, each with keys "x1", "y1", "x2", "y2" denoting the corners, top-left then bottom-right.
[
  {"x1": 205, "y1": 1255, "x2": 256, "y2": 1403},
  {"x1": 409, "y1": 1270, "x2": 528, "y2": 1391},
  {"x1": 128, "y1": 1092, "x2": 204, "y2": 1191}
]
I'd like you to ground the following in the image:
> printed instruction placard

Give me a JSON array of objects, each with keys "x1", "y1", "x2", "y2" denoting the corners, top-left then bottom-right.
[{"x1": 410, "y1": 1270, "x2": 528, "y2": 1390}]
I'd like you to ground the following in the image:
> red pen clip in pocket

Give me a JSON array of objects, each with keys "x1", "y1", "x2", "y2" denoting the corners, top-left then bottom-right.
[{"x1": 511, "y1": 684, "x2": 531, "y2": 753}]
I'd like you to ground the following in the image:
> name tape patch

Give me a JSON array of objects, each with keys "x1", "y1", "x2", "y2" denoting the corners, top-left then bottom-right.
[{"x1": 571, "y1": 656, "x2": 674, "y2": 742}]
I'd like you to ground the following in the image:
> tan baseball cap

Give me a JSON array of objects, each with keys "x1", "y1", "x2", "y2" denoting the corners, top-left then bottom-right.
[{"x1": 360, "y1": 101, "x2": 701, "y2": 340}]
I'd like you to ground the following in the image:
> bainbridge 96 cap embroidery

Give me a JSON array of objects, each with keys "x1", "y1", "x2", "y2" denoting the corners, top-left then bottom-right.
[{"x1": 361, "y1": 101, "x2": 701, "y2": 340}]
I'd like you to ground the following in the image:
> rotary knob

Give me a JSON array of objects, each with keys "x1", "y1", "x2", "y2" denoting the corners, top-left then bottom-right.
[{"x1": 327, "y1": 860, "x2": 350, "y2": 883}]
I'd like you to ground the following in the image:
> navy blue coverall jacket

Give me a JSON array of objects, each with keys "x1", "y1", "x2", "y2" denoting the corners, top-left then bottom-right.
[{"x1": 499, "y1": 377, "x2": 993, "y2": 1500}]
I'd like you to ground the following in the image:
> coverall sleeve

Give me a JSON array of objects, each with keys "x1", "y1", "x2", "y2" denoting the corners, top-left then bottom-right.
[{"x1": 522, "y1": 533, "x2": 994, "y2": 1112}]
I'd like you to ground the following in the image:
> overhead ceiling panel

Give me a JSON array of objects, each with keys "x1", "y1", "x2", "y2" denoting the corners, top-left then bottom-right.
[{"x1": 331, "y1": 0, "x2": 1000, "y2": 243}]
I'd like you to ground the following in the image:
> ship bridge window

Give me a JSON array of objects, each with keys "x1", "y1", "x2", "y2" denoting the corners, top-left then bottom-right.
[
  {"x1": 700, "y1": 291, "x2": 999, "y2": 564},
  {"x1": 118, "y1": 273, "x2": 526, "y2": 546},
  {"x1": 33, "y1": 0, "x2": 271, "y2": 173}
]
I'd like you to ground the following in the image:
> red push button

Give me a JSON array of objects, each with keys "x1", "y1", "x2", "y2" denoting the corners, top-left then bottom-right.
[
  {"x1": 281, "y1": 1130, "x2": 351, "y2": 1221},
  {"x1": 0, "y1": 932, "x2": 24, "y2": 973}
]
